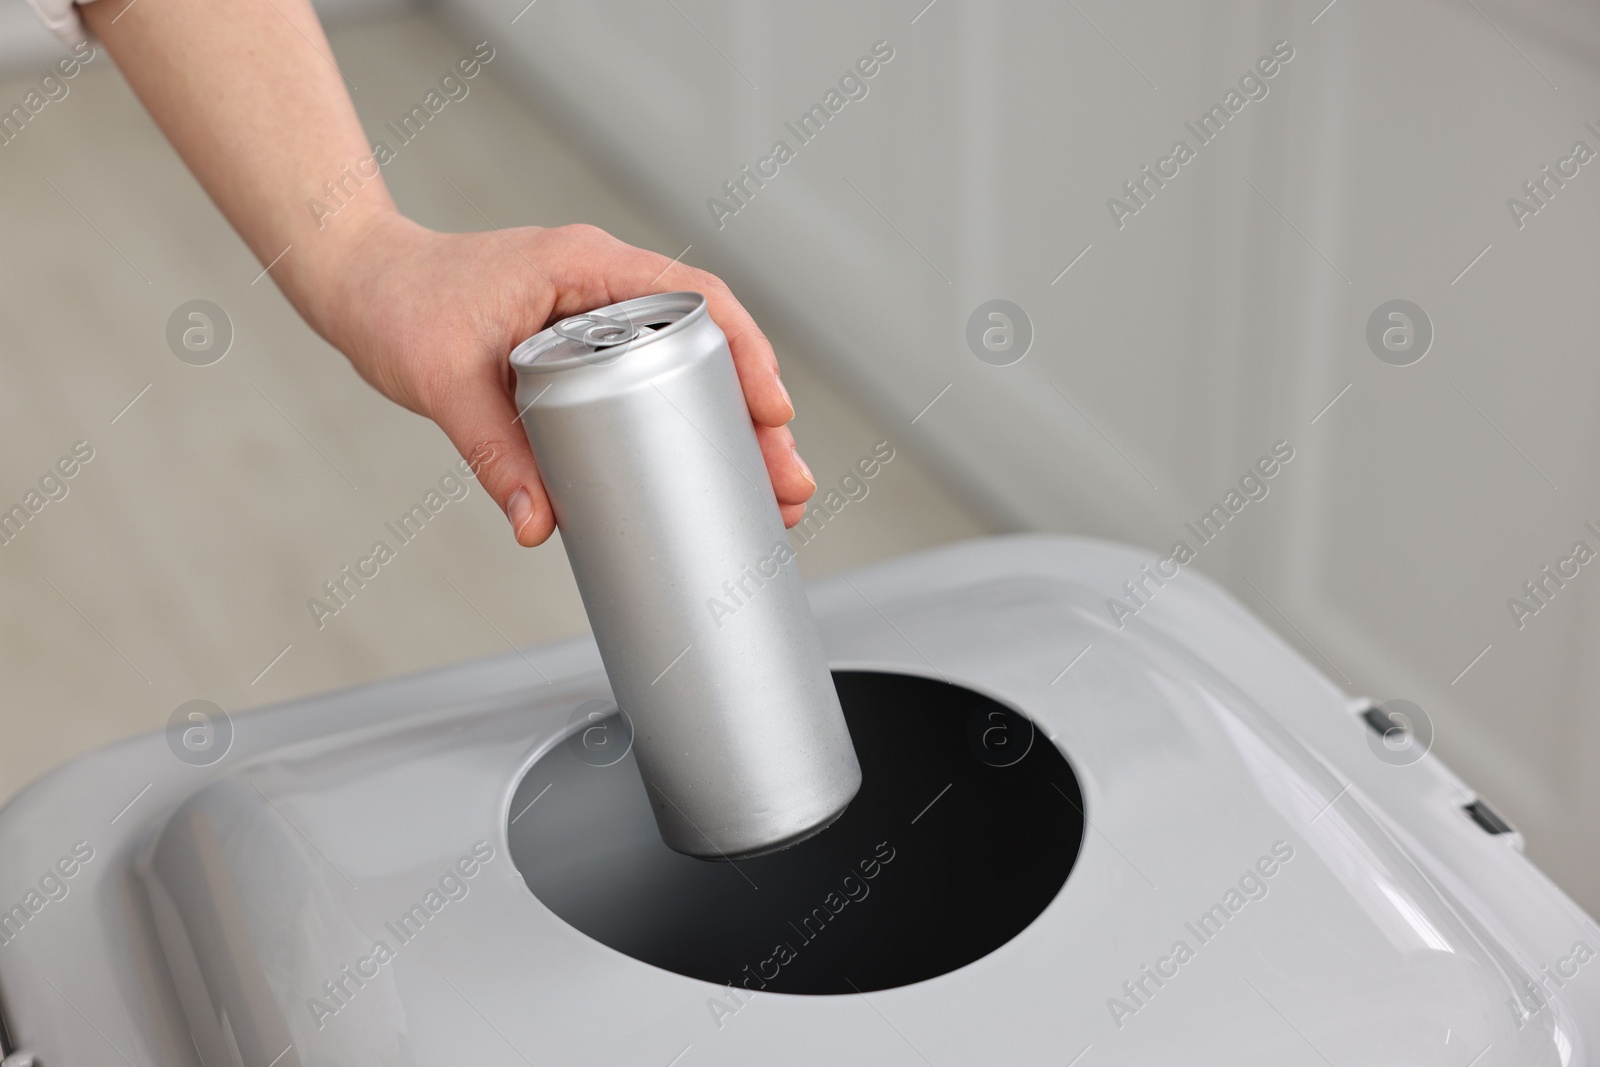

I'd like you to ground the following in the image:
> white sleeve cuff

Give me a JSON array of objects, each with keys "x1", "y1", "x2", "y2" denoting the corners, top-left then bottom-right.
[{"x1": 25, "y1": 0, "x2": 99, "y2": 48}]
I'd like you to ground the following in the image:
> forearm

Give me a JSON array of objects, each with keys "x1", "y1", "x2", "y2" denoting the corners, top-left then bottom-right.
[{"x1": 82, "y1": 0, "x2": 393, "y2": 335}]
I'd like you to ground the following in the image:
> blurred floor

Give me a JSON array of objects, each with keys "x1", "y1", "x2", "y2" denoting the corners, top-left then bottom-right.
[{"x1": 0, "y1": 10, "x2": 990, "y2": 805}]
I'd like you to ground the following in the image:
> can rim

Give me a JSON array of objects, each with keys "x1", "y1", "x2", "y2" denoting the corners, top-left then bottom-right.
[{"x1": 509, "y1": 292, "x2": 707, "y2": 374}]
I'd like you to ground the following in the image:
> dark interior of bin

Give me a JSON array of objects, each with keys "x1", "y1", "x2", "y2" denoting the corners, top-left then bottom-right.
[{"x1": 507, "y1": 671, "x2": 1085, "y2": 994}]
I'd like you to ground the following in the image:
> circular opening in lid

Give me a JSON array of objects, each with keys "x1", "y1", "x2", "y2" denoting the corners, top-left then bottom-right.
[{"x1": 507, "y1": 671, "x2": 1085, "y2": 994}]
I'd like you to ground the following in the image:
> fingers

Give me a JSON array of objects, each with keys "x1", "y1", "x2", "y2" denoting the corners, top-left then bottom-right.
[
  {"x1": 695, "y1": 281, "x2": 795, "y2": 429},
  {"x1": 526, "y1": 225, "x2": 812, "y2": 535},
  {"x1": 425, "y1": 356, "x2": 555, "y2": 548},
  {"x1": 757, "y1": 423, "x2": 815, "y2": 507},
  {"x1": 550, "y1": 226, "x2": 796, "y2": 430}
]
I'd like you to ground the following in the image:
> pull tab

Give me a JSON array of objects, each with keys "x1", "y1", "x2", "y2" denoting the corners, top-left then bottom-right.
[{"x1": 553, "y1": 312, "x2": 638, "y2": 349}]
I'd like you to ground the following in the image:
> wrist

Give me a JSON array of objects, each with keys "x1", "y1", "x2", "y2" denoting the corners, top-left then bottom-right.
[{"x1": 278, "y1": 202, "x2": 414, "y2": 351}]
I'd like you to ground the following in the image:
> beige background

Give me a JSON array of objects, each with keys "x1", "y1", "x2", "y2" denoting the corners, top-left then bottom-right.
[{"x1": 0, "y1": 11, "x2": 988, "y2": 810}]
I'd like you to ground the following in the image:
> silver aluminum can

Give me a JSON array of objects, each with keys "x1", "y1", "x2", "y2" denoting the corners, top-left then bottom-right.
[{"x1": 510, "y1": 292, "x2": 860, "y2": 859}]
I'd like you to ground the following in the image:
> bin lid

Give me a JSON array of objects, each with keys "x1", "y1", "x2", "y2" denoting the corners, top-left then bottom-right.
[{"x1": 0, "y1": 536, "x2": 1593, "y2": 1065}]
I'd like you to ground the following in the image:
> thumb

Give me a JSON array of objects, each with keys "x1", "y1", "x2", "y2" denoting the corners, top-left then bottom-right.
[{"x1": 428, "y1": 357, "x2": 554, "y2": 547}]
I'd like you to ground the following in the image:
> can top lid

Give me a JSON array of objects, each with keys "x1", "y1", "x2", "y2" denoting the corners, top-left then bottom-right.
[{"x1": 510, "y1": 292, "x2": 707, "y2": 374}]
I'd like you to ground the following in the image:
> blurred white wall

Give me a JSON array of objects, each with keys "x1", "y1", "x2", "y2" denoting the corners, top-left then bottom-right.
[{"x1": 434, "y1": 0, "x2": 1600, "y2": 911}]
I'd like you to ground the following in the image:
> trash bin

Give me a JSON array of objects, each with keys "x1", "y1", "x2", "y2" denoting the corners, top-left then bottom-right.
[{"x1": 0, "y1": 536, "x2": 1592, "y2": 1065}]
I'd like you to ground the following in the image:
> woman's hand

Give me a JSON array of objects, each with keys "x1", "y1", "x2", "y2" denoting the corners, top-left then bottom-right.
[
  {"x1": 306, "y1": 214, "x2": 818, "y2": 546},
  {"x1": 81, "y1": 0, "x2": 815, "y2": 547}
]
